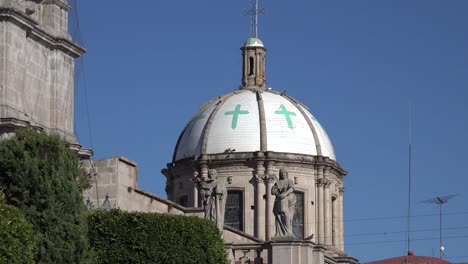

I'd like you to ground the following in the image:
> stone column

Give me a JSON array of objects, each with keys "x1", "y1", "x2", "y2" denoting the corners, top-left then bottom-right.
[
  {"x1": 193, "y1": 183, "x2": 199, "y2": 207},
  {"x1": 316, "y1": 166, "x2": 324, "y2": 244},
  {"x1": 323, "y1": 178, "x2": 332, "y2": 246},
  {"x1": 265, "y1": 162, "x2": 275, "y2": 240},
  {"x1": 255, "y1": 160, "x2": 266, "y2": 240},
  {"x1": 200, "y1": 162, "x2": 208, "y2": 179},
  {"x1": 338, "y1": 186, "x2": 345, "y2": 251},
  {"x1": 332, "y1": 194, "x2": 339, "y2": 248}
]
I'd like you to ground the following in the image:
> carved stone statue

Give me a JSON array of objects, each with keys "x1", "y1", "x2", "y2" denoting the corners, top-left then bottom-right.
[
  {"x1": 271, "y1": 168, "x2": 296, "y2": 238},
  {"x1": 199, "y1": 169, "x2": 227, "y2": 231}
]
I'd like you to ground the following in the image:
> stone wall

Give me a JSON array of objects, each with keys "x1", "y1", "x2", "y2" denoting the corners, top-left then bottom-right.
[
  {"x1": 83, "y1": 156, "x2": 203, "y2": 218},
  {"x1": 0, "y1": 0, "x2": 85, "y2": 145}
]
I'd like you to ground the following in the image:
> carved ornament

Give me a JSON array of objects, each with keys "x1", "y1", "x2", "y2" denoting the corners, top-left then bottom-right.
[{"x1": 339, "y1": 187, "x2": 345, "y2": 196}]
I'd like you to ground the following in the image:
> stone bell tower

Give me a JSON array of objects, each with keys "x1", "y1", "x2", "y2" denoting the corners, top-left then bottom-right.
[{"x1": 0, "y1": 0, "x2": 91, "y2": 157}]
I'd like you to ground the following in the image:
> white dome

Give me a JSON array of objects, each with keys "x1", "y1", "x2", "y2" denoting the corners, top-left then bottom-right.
[{"x1": 173, "y1": 89, "x2": 336, "y2": 161}]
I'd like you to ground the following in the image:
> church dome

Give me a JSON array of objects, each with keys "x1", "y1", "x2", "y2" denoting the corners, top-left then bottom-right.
[{"x1": 173, "y1": 88, "x2": 336, "y2": 162}]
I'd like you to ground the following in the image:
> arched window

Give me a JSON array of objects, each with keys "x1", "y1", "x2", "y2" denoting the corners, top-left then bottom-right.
[
  {"x1": 249, "y1": 57, "x2": 254, "y2": 76},
  {"x1": 224, "y1": 190, "x2": 243, "y2": 231},
  {"x1": 293, "y1": 191, "x2": 304, "y2": 239}
]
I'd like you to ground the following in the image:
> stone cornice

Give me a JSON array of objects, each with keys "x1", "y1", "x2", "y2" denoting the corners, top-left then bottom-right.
[
  {"x1": 0, "y1": 7, "x2": 85, "y2": 58},
  {"x1": 0, "y1": 117, "x2": 77, "y2": 143},
  {"x1": 43, "y1": 0, "x2": 72, "y2": 11},
  {"x1": 168, "y1": 151, "x2": 348, "y2": 177},
  {"x1": 0, "y1": 117, "x2": 43, "y2": 130}
]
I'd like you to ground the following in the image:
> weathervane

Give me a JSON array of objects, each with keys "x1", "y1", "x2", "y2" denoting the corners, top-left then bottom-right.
[{"x1": 243, "y1": 0, "x2": 265, "y2": 38}]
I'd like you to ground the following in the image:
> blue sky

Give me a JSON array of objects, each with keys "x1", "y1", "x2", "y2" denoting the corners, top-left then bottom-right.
[{"x1": 71, "y1": 1, "x2": 468, "y2": 262}]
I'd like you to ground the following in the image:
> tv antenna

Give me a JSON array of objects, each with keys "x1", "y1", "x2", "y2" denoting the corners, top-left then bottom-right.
[
  {"x1": 242, "y1": 0, "x2": 265, "y2": 38},
  {"x1": 420, "y1": 194, "x2": 458, "y2": 259}
]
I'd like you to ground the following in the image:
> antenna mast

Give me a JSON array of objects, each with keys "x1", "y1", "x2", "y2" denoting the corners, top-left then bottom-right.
[
  {"x1": 407, "y1": 103, "x2": 412, "y2": 254},
  {"x1": 420, "y1": 194, "x2": 458, "y2": 259}
]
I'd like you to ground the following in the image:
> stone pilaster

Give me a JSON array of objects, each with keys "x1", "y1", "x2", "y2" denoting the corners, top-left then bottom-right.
[
  {"x1": 265, "y1": 162, "x2": 275, "y2": 240},
  {"x1": 332, "y1": 192, "x2": 339, "y2": 249},
  {"x1": 192, "y1": 180, "x2": 199, "y2": 207},
  {"x1": 338, "y1": 186, "x2": 345, "y2": 251},
  {"x1": 255, "y1": 158, "x2": 266, "y2": 240},
  {"x1": 323, "y1": 177, "x2": 332, "y2": 246},
  {"x1": 316, "y1": 165, "x2": 325, "y2": 244}
]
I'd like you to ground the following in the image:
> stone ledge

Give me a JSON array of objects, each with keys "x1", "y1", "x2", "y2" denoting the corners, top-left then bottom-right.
[
  {"x1": 170, "y1": 151, "x2": 348, "y2": 176},
  {"x1": 111, "y1": 156, "x2": 137, "y2": 167},
  {"x1": 43, "y1": 0, "x2": 71, "y2": 11},
  {"x1": 133, "y1": 188, "x2": 204, "y2": 214},
  {"x1": 0, "y1": 7, "x2": 85, "y2": 58},
  {"x1": 224, "y1": 225, "x2": 265, "y2": 244}
]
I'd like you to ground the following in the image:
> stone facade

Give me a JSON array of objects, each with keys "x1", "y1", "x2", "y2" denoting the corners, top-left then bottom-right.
[
  {"x1": 163, "y1": 152, "x2": 348, "y2": 254},
  {"x1": 0, "y1": 0, "x2": 91, "y2": 157}
]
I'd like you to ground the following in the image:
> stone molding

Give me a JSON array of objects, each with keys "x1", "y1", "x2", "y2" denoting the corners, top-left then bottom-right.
[
  {"x1": 43, "y1": 0, "x2": 71, "y2": 11},
  {"x1": 0, "y1": 7, "x2": 85, "y2": 58},
  {"x1": 168, "y1": 151, "x2": 347, "y2": 178}
]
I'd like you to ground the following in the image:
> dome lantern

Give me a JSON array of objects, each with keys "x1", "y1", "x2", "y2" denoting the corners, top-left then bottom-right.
[
  {"x1": 241, "y1": 37, "x2": 266, "y2": 88},
  {"x1": 241, "y1": 0, "x2": 266, "y2": 89}
]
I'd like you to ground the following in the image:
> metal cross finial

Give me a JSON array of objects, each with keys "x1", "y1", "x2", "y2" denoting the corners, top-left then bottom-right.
[{"x1": 242, "y1": 0, "x2": 265, "y2": 38}]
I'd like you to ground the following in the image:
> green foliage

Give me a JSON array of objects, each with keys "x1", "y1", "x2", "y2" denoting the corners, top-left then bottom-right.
[
  {"x1": 0, "y1": 203, "x2": 36, "y2": 264},
  {"x1": 88, "y1": 210, "x2": 229, "y2": 264},
  {"x1": 0, "y1": 129, "x2": 92, "y2": 264}
]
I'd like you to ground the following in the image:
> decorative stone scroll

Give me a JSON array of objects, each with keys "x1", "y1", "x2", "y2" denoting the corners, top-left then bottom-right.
[
  {"x1": 339, "y1": 187, "x2": 345, "y2": 196},
  {"x1": 315, "y1": 178, "x2": 324, "y2": 187}
]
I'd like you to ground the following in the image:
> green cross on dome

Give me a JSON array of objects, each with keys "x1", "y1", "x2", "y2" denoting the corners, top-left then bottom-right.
[
  {"x1": 274, "y1": 104, "x2": 296, "y2": 128},
  {"x1": 224, "y1": 104, "x2": 249, "y2": 129}
]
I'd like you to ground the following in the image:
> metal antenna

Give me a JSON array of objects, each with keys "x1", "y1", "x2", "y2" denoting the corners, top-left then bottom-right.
[
  {"x1": 242, "y1": 0, "x2": 265, "y2": 38},
  {"x1": 406, "y1": 102, "x2": 412, "y2": 255},
  {"x1": 420, "y1": 194, "x2": 458, "y2": 259}
]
